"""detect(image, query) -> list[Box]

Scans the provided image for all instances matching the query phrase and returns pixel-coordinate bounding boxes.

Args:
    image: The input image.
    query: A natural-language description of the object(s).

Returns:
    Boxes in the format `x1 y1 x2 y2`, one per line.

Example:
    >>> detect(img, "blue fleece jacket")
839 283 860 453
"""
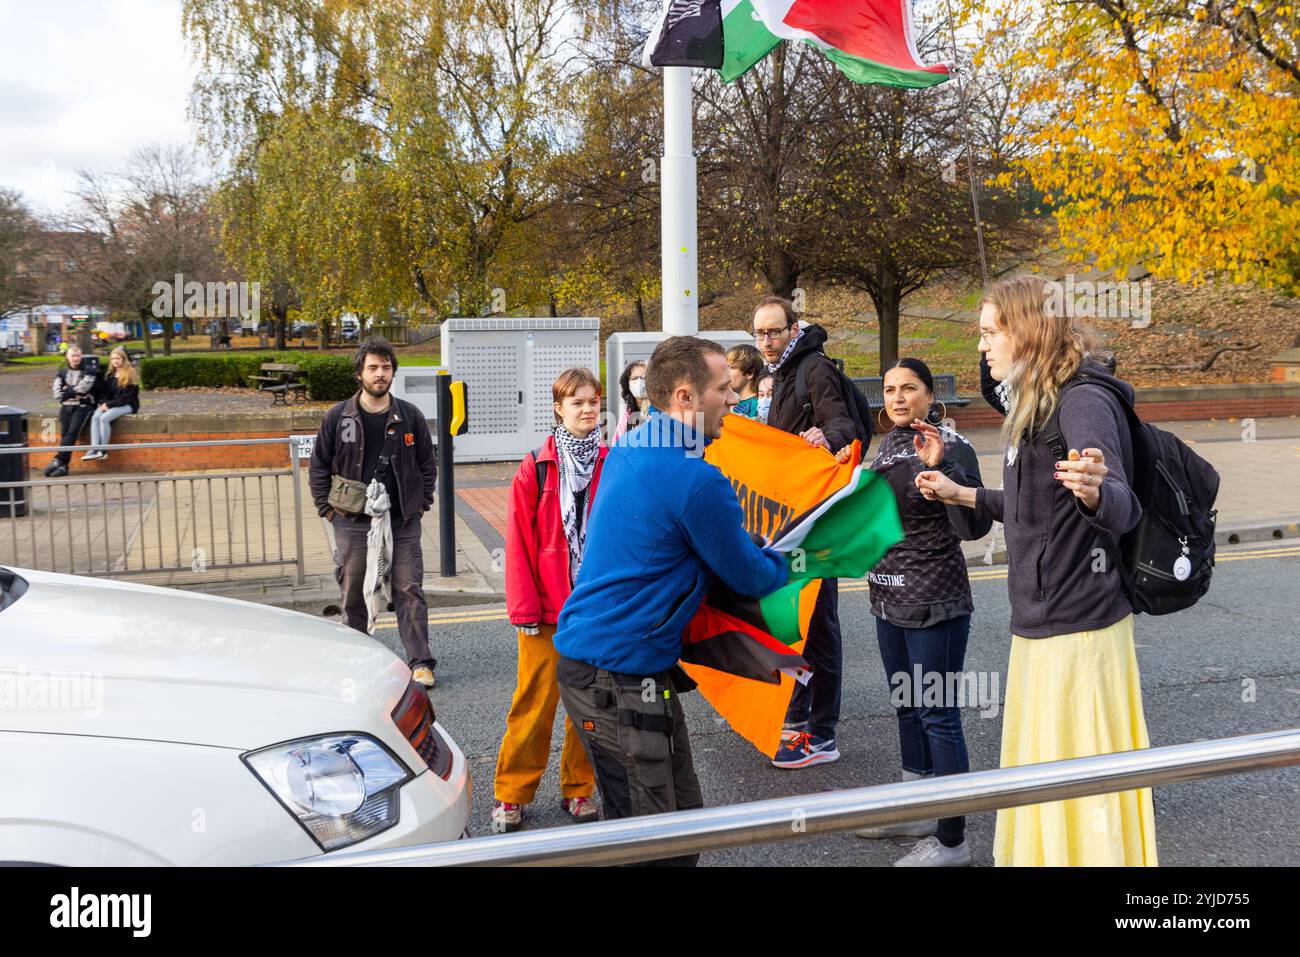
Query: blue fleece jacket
552 411 789 675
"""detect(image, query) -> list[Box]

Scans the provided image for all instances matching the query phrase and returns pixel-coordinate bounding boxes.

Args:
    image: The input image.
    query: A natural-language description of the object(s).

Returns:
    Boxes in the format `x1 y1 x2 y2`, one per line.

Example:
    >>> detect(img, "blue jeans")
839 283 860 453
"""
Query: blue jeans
90 405 131 450
875 613 971 847
784 578 841 740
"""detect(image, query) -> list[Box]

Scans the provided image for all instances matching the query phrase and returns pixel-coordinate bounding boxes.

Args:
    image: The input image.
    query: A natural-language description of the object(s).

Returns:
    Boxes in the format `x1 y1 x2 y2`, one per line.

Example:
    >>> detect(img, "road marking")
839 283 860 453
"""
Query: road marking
1218 545 1300 561
405 544 1298 626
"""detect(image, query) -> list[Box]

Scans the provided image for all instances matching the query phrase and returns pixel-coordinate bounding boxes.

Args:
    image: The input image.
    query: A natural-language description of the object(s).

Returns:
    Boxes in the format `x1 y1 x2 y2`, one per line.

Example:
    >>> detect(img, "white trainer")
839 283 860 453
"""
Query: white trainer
892 836 972 867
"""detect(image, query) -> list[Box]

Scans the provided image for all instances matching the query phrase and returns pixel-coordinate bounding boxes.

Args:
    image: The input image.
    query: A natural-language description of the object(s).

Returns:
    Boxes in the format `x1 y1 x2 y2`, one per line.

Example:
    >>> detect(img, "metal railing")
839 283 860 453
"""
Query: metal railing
274 727 1300 866
0 438 306 583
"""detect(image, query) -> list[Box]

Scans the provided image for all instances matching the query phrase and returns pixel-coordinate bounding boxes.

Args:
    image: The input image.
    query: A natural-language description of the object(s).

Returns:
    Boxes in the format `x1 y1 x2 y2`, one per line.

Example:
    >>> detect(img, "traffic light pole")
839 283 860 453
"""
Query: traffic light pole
435 371 456 577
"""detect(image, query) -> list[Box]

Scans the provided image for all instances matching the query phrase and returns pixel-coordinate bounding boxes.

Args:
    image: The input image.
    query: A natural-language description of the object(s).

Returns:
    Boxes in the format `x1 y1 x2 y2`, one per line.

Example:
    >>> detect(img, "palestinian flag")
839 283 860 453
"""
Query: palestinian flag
643 0 725 68
720 0 951 88
680 414 903 756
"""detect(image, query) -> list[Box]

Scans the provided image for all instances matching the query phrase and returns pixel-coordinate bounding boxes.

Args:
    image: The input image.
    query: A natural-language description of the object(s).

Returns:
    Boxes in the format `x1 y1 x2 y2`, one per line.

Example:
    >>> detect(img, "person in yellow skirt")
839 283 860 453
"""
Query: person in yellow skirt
917 275 1158 866
491 369 607 833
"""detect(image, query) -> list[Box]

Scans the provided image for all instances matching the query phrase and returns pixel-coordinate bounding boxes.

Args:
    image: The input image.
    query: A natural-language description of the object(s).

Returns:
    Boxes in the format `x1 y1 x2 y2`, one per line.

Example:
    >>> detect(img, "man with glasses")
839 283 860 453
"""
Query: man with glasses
752 295 856 769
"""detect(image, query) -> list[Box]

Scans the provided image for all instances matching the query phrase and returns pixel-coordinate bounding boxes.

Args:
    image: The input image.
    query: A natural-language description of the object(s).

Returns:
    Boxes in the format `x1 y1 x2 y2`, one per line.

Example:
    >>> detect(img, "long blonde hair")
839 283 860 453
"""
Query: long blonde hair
985 275 1095 448
109 346 139 387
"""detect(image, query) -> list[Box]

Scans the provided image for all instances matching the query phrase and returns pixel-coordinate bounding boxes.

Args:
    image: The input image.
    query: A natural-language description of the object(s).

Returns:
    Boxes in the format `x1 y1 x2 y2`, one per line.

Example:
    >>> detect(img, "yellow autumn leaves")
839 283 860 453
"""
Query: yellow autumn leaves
969 0 1299 293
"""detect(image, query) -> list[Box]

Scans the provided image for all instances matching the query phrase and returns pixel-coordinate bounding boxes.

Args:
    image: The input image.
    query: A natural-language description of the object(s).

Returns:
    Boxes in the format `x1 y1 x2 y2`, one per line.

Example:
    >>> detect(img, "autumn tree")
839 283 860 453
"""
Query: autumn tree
185 0 576 321
58 146 224 357
0 189 40 319
804 73 1031 372
972 0 1300 293
547 12 664 326
694 43 852 299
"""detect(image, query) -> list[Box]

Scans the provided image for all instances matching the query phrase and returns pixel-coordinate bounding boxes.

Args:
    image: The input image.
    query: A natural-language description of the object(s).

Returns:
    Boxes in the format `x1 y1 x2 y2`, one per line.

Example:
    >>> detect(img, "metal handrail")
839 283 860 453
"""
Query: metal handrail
0 435 308 583
273 727 1300 867
0 470 293 489
0 438 294 454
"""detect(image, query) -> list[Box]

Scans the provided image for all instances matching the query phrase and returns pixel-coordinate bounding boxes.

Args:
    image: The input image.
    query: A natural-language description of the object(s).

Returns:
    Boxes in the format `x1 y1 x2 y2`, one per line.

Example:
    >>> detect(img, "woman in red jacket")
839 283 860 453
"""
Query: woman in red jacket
491 368 608 833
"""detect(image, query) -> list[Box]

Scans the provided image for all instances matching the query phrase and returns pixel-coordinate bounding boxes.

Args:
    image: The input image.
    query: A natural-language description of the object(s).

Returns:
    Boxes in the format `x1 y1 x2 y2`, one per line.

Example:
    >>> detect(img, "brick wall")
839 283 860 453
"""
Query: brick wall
22 384 1300 473
945 389 1300 432
29 431 297 472
26 411 327 474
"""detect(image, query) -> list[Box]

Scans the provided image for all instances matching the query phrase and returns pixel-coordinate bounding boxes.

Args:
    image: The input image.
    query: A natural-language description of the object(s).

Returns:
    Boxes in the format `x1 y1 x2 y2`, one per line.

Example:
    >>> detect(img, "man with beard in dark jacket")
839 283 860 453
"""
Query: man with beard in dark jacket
309 337 439 688
752 295 857 768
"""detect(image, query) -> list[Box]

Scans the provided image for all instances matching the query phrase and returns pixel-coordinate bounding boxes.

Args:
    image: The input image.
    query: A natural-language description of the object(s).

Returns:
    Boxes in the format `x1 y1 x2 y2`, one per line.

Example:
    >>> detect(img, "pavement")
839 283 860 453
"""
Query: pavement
160 412 1299 614
280 412 1300 611
369 540 1300 866
3 362 1297 615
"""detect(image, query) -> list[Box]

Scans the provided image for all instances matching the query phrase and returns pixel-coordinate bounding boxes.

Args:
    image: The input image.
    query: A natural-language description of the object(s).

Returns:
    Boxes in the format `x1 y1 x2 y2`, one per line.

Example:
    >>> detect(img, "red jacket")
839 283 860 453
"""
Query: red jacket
506 435 609 626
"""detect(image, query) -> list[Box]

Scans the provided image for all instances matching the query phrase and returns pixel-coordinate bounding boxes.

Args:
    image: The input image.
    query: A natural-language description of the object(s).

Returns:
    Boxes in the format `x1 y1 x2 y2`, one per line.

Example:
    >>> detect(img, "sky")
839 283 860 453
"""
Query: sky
0 0 965 221
0 0 201 219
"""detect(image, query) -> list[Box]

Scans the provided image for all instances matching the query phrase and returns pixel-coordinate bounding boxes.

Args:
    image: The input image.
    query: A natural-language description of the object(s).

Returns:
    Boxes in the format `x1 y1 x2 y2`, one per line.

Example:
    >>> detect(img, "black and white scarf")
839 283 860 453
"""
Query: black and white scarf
554 425 601 585
765 324 803 374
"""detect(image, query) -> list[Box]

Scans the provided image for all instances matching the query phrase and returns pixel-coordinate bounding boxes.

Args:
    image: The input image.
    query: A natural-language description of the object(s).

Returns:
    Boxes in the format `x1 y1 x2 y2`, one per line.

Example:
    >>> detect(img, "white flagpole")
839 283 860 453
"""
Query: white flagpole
661 66 698 336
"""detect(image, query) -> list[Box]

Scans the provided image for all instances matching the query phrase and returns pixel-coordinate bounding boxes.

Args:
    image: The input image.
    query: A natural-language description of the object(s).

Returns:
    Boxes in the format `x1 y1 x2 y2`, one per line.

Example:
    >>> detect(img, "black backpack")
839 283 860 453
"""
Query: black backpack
1043 374 1220 616
792 352 874 450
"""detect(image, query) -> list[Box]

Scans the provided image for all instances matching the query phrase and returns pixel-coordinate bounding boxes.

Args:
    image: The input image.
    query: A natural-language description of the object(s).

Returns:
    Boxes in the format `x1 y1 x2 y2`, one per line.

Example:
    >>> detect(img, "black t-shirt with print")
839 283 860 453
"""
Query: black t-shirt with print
360 407 402 519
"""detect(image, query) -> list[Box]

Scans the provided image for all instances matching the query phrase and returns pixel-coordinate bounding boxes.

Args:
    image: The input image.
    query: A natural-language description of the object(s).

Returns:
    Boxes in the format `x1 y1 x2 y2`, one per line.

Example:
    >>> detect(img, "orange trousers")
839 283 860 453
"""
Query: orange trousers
493 624 595 804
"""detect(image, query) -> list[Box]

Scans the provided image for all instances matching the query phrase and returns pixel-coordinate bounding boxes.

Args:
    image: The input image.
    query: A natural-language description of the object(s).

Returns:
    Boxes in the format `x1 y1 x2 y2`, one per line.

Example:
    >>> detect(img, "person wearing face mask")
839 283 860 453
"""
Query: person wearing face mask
613 361 650 441
854 358 990 867
726 344 765 419
492 368 606 834
756 374 775 423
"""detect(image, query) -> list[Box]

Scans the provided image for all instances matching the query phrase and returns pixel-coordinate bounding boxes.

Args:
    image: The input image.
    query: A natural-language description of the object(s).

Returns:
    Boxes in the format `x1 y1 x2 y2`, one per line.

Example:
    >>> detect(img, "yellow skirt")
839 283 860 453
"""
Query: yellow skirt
993 614 1158 867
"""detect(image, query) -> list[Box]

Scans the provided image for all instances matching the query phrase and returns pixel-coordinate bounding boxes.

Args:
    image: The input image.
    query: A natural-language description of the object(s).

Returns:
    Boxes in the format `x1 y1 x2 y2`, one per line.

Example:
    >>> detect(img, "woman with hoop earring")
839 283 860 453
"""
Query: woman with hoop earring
855 357 991 866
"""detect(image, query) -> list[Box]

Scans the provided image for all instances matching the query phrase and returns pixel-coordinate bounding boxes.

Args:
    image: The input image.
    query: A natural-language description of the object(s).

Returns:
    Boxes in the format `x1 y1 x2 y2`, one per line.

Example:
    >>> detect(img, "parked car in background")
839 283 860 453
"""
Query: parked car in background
339 316 361 342
0 566 470 865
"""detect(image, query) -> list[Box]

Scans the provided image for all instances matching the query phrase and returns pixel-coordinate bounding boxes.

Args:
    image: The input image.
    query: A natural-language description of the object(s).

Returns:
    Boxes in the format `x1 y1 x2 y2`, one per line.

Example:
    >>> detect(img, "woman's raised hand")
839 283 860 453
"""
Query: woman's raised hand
911 419 945 468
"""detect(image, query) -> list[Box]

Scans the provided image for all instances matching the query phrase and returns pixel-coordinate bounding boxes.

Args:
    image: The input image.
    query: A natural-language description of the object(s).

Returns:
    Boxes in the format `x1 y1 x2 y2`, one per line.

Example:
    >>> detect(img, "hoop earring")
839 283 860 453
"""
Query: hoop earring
927 401 948 426
876 406 891 432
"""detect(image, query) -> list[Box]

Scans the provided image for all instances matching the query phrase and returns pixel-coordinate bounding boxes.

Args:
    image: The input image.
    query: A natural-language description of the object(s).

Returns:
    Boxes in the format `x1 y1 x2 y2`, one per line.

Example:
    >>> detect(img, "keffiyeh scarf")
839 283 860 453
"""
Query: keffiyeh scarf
554 425 601 585
361 477 394 634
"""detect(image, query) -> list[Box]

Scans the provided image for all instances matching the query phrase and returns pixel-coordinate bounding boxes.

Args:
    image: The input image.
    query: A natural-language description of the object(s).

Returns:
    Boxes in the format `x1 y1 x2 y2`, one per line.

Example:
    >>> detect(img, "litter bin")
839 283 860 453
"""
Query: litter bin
0 406 29 518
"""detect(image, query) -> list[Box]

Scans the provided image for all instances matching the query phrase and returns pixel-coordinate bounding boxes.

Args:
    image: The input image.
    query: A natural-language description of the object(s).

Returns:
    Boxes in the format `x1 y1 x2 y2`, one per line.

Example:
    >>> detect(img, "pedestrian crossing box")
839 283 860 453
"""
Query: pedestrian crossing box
441 317 600 462
605 331 754 430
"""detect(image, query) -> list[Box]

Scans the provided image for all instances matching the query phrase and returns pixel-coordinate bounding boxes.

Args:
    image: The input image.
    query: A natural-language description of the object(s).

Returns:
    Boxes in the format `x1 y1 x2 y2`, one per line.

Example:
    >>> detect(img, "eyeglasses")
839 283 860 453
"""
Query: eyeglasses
753 327 791 342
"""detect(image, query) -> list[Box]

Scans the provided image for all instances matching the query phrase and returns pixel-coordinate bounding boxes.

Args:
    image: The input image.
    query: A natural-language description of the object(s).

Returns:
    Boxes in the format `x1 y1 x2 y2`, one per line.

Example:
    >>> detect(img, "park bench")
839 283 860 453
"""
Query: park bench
849 373 970 412
249 362 309 405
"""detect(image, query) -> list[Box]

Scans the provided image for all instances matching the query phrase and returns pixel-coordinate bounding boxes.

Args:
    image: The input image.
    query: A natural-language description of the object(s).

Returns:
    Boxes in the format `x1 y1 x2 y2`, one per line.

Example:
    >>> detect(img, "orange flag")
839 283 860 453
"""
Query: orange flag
681 413 861 756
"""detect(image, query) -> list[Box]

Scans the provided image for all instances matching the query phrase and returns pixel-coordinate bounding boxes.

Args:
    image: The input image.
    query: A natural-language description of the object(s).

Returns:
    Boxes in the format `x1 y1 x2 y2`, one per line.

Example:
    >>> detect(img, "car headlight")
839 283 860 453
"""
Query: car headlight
243 734 412 851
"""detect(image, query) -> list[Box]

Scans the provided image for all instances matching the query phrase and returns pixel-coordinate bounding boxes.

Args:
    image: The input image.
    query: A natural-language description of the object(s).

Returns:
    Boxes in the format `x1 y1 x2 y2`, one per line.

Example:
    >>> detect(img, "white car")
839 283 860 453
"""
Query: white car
0 566 470 865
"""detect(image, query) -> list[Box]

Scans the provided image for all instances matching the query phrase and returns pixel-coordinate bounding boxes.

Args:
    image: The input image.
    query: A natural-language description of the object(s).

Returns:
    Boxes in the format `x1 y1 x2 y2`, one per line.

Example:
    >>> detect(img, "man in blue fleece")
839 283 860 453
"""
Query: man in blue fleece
554 336 789 863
